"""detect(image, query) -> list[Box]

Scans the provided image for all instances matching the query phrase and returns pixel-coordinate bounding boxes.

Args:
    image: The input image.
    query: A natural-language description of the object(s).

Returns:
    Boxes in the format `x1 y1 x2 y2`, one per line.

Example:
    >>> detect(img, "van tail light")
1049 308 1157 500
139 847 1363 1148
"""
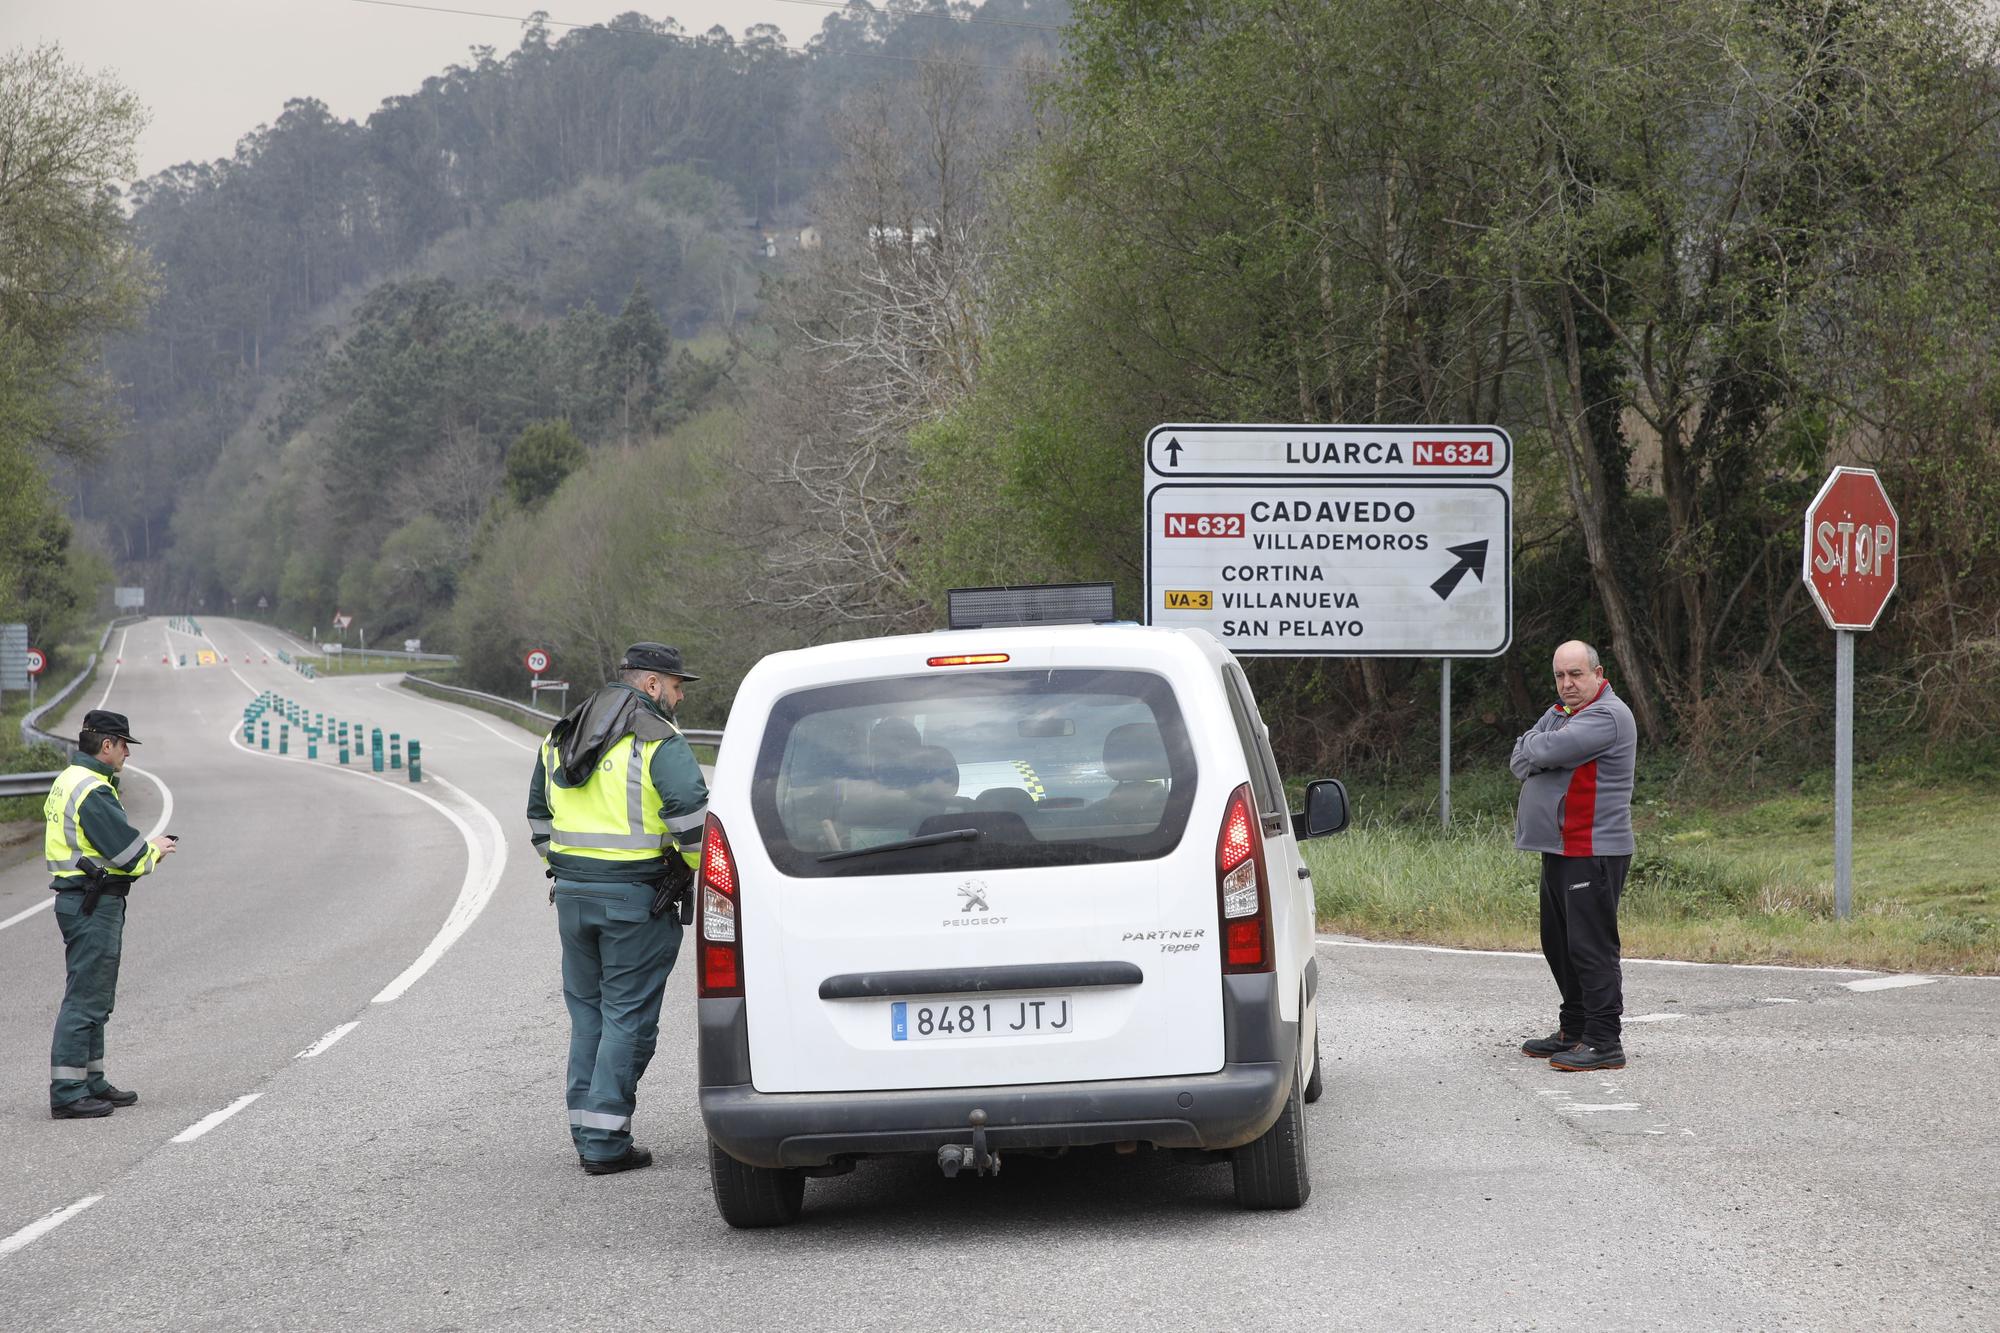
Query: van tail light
1215 783 1273 974
697 814 744 998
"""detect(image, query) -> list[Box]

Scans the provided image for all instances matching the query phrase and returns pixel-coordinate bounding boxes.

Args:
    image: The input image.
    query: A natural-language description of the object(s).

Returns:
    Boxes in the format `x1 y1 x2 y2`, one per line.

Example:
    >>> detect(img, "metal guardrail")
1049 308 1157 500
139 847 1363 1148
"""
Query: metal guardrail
398 674 724 747
4 615 147 799
317 645 460 663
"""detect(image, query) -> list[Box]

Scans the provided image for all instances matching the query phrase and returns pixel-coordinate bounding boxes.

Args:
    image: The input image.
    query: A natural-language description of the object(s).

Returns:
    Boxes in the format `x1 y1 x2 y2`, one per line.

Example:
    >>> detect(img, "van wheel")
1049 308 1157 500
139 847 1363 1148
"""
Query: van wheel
1231 1073 1312 1210
1303 1026 1325 1104
708 1140 807 1228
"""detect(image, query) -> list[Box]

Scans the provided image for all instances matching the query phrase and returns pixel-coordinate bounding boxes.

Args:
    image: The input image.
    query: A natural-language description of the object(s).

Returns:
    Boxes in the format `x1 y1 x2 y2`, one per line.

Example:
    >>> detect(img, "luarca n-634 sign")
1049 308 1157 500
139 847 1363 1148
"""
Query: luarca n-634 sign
1143 424 1512 657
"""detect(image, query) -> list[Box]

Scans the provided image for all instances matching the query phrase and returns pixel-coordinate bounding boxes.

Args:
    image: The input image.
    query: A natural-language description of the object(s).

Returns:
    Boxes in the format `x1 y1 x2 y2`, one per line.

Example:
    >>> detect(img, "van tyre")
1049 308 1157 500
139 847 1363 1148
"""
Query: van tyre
708 1140 807 1228
1231 1074 1311 1210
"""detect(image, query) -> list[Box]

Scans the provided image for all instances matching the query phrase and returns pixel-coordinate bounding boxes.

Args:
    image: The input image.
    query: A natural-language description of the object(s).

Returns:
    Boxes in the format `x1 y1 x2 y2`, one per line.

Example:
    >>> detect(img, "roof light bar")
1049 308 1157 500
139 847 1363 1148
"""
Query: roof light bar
946 582 1117 630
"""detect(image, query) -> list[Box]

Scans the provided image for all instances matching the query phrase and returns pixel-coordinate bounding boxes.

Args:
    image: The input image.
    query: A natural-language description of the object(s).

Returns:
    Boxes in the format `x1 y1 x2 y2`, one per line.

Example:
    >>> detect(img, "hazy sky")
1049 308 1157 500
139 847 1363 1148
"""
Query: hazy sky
2 0 822 180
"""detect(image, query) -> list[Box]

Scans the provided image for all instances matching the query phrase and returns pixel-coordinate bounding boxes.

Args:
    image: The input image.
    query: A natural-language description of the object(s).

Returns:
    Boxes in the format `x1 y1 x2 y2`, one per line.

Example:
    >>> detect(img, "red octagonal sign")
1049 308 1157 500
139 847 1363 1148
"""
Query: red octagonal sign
1804 467 1898 630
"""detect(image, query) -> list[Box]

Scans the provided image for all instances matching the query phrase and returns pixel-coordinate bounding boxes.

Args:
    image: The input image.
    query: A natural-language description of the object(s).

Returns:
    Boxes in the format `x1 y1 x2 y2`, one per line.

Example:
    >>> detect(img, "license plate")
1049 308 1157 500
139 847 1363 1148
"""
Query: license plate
891 994 1075 1041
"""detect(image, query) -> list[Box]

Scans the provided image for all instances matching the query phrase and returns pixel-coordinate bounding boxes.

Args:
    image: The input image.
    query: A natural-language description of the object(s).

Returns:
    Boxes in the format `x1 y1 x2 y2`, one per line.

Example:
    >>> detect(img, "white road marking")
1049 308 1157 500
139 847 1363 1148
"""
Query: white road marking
94 627 131 707
378 679 536 751
1318 936 1882 976
1842 975 1936 992
0 1195 103 1257
0 898 53 932
217 691 508 1005
1626 1013 1689 1023
371 770 507 1003
296 1021 360 1059
1558 1102 1643 1114
171 1093 261 1144
1759 997 1800 1004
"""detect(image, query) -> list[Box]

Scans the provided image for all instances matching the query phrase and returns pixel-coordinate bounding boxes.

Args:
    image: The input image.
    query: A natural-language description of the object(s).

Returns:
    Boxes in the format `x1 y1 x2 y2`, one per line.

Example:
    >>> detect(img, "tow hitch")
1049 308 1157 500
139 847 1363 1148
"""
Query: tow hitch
937 1108 1001 1178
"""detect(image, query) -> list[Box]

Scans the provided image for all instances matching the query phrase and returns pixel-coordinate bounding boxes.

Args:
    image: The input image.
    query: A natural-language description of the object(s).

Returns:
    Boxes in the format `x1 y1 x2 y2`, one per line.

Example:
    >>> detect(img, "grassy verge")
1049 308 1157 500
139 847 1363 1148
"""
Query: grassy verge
1304 762 2000 975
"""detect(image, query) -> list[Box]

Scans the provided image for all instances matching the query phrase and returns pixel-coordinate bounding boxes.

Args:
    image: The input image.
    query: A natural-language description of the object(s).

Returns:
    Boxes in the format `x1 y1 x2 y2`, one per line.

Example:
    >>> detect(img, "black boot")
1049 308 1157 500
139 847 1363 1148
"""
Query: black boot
51 1096 116 1119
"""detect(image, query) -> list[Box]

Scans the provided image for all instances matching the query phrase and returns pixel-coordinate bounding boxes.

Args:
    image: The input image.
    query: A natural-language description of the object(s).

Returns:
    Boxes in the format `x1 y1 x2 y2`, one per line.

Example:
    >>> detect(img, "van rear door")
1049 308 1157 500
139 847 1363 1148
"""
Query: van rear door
737 661 1224 1093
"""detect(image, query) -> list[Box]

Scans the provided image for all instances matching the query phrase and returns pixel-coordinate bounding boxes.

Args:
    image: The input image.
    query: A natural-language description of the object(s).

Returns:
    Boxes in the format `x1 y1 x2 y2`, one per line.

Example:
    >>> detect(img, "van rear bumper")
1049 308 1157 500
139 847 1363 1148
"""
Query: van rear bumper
698 975 1295 1169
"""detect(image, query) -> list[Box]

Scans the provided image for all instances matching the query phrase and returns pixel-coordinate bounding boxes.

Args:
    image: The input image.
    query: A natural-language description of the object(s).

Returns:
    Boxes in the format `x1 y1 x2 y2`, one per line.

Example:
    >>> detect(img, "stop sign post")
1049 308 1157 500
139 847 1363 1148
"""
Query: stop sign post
1803 467 1899 919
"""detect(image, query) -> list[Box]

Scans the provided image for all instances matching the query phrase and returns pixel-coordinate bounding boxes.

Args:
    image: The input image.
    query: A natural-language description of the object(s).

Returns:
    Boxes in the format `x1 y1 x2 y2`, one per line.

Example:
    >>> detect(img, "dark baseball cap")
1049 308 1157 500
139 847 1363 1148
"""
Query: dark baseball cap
620 642 700 681
82 709 141 744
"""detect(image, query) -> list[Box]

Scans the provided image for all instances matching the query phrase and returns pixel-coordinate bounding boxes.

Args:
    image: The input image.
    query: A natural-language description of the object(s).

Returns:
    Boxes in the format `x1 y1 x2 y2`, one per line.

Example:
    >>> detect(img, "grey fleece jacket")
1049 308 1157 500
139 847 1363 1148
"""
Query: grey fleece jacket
1510 681 1637 856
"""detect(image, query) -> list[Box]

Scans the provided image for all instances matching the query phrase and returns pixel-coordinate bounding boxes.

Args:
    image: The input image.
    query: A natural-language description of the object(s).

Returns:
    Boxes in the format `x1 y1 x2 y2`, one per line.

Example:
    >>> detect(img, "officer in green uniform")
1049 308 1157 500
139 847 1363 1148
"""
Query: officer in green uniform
44 710 177 1119
526 643 708 1175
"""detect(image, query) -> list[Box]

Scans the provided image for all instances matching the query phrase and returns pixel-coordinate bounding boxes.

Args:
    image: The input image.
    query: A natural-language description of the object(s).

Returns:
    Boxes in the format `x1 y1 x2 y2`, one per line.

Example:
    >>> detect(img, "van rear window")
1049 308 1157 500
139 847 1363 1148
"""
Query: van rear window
750 669 1196 877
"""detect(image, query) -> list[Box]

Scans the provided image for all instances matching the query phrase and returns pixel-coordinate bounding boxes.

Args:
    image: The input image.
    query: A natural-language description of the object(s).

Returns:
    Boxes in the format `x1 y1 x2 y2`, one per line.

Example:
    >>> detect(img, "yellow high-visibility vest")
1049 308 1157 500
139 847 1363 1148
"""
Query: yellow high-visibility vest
543 734 674 867
44 764 154 882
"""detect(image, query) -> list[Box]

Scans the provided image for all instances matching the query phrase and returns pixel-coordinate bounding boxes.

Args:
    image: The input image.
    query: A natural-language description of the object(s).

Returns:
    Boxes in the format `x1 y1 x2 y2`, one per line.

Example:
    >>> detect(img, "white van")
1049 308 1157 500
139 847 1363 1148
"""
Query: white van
694 606 1349 1227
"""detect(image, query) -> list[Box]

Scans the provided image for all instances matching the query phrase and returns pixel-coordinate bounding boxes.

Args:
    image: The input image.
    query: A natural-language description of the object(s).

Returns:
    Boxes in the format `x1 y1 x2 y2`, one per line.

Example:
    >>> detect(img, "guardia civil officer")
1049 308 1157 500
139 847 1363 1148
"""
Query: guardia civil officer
1510 641 1638 1072
45 710 177 1119
526 643 708 1175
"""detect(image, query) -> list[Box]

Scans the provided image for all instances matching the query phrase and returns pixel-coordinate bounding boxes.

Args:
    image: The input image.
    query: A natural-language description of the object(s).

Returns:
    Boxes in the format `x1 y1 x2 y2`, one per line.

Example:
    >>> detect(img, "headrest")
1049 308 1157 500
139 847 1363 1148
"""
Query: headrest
866 717 923 761
1103 723 1169 782
881 745 957 793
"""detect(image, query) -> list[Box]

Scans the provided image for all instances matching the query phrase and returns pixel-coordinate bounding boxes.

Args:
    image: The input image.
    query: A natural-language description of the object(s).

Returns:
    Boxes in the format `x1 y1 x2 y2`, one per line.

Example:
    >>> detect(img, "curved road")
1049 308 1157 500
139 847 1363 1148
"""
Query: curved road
0 618 1993 1329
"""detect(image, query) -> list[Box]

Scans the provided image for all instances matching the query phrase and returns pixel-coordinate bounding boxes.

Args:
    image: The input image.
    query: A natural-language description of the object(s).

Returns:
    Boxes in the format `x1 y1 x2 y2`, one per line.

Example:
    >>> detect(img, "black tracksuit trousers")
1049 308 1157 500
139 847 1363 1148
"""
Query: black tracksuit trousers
1538 852 1630 1048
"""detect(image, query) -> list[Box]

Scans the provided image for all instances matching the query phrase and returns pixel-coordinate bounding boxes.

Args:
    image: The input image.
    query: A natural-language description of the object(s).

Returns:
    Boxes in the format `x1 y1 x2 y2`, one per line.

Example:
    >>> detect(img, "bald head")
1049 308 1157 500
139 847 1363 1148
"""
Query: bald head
1552 641 1604 709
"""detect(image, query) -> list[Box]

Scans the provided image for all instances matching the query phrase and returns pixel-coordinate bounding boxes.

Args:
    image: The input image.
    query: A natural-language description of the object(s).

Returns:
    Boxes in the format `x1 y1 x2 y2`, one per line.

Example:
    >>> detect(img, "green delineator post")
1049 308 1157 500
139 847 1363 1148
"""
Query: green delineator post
371 727 384 773
278 724 289 756
260 721 270 750
308 733 318 760
407 740 421 783
389 733 402 770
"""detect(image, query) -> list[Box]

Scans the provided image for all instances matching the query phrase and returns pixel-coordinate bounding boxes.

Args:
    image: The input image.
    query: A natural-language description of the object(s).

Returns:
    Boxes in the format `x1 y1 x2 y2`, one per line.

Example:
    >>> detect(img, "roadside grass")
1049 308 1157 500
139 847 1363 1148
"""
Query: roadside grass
1303 759 2000 975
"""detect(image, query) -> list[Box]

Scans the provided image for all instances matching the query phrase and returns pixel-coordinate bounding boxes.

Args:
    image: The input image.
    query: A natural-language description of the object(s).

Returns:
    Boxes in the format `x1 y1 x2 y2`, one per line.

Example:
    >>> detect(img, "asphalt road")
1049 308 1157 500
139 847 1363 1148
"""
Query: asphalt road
1 618 1994 1330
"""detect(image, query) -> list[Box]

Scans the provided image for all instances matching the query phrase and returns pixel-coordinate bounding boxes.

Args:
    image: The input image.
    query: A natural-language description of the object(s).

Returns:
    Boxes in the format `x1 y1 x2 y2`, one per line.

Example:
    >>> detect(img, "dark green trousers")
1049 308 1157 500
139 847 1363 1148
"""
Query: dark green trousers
555 882 683 1162
50 891 125 1108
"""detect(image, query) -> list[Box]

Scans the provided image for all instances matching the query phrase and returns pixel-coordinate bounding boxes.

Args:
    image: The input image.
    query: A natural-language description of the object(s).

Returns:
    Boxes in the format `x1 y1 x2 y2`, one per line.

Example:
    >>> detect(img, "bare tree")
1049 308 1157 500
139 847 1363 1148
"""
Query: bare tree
740 52 1023 631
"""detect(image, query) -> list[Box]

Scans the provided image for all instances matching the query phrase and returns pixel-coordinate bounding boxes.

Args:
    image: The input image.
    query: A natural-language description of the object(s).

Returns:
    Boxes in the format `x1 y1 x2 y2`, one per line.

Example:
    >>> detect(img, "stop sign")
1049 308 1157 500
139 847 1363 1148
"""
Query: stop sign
1804 467 1898 630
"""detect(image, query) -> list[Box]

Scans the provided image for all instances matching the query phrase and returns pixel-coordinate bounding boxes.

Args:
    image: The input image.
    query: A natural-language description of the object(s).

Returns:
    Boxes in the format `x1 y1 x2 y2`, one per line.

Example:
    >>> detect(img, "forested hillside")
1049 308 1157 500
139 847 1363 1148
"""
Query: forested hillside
57 2 1064 714
29 0 2000 771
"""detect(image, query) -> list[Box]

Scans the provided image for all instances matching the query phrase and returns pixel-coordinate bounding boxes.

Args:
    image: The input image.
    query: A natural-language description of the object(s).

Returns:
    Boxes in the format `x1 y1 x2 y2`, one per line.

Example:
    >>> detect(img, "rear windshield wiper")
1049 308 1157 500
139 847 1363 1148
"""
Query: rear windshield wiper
817 828 982 863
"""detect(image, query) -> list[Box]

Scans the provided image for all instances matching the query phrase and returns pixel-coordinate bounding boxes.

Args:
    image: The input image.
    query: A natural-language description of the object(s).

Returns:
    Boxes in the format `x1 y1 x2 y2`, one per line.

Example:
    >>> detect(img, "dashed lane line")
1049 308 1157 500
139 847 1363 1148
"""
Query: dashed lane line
295 1022 360 1059
0 1196 102 1259
170 1094 262 1144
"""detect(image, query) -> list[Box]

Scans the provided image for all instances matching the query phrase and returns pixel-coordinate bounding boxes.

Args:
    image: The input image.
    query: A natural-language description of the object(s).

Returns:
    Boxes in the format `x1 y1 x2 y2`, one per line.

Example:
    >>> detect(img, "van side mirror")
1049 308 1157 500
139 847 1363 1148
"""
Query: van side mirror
1291 779 1350 840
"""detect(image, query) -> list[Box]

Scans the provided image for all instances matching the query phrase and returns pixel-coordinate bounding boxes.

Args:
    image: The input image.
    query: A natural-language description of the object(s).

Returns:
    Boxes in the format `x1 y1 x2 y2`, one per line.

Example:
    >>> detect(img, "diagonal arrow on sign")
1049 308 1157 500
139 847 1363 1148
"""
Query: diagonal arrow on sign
1430 539 1490 601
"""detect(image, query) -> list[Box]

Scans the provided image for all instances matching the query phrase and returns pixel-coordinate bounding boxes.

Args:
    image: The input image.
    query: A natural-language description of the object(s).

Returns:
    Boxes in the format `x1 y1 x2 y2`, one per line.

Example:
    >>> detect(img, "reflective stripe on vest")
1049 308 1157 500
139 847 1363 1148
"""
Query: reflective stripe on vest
43 765 147 880
544 734 672 862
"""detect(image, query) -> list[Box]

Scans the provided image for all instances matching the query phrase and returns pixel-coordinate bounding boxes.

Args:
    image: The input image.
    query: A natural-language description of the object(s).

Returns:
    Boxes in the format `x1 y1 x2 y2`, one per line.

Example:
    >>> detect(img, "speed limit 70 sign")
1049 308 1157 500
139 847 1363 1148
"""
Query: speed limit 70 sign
524 649 551 673
25 648 46 675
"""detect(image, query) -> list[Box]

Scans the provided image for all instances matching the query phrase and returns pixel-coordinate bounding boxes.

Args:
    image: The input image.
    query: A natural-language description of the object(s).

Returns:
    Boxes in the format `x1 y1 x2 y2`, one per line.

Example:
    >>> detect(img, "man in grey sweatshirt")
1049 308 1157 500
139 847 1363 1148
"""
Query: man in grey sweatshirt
1510 640 1637 1072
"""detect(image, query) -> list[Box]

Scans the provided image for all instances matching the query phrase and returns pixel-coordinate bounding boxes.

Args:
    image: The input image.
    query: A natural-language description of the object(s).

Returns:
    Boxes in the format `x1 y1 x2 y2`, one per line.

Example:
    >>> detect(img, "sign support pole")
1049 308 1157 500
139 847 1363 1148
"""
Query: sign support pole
1834 629 1854 920
1439 659 1452 831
